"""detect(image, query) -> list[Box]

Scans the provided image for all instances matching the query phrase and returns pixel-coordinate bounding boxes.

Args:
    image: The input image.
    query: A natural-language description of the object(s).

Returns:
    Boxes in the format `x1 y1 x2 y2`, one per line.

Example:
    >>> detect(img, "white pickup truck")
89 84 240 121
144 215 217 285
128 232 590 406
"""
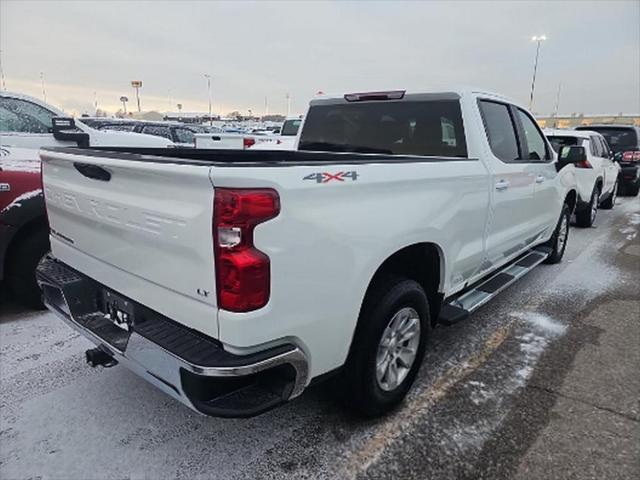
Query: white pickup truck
37 89 578 418
0 91 173 149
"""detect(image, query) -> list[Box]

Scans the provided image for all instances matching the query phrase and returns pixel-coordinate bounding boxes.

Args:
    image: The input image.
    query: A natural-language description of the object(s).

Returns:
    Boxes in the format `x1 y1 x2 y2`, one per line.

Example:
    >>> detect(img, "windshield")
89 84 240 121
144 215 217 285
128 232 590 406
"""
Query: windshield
580 127 638 152
281 119 301 136
298 99 467 157
547 135 583 153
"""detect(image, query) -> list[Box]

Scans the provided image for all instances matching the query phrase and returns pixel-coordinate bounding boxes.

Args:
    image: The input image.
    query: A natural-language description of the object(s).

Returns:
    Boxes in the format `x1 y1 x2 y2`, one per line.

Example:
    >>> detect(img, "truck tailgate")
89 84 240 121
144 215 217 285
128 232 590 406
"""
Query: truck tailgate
40 149 219 338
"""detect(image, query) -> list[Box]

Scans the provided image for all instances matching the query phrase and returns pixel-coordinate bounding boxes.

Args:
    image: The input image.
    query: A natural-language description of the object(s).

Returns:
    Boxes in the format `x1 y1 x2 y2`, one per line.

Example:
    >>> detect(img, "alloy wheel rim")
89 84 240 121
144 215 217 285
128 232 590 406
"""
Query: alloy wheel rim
590 193 598 223
376 307 421 392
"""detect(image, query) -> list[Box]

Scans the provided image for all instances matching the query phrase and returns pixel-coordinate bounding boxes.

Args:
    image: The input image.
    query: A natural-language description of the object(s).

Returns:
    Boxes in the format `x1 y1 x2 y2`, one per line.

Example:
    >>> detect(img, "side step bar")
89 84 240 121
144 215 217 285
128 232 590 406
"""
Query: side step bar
438 247 551 325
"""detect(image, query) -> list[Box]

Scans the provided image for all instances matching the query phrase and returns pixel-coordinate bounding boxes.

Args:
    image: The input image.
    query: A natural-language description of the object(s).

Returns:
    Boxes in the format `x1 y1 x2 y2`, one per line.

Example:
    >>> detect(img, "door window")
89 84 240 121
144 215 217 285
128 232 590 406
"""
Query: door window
174 127 196 144
0 96 56 133
516 109 548 161
478 100 519 162
597 136 610 158
141 125 172 140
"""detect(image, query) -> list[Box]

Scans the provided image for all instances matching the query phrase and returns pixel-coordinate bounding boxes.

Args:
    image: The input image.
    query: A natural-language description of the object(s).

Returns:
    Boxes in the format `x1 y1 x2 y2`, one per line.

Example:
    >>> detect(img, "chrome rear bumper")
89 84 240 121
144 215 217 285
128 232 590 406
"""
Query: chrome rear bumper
36 256 309 418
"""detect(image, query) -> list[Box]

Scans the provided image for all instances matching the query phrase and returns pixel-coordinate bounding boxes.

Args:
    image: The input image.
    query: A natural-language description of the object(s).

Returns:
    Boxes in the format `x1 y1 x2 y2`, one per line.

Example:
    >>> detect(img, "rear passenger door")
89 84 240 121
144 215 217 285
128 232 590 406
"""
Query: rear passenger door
478 99 539 268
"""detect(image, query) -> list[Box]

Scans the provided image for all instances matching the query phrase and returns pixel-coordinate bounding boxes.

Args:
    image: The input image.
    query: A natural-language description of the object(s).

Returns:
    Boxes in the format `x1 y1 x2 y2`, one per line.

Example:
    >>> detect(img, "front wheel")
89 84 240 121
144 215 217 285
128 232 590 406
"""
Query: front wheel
544 203 570 264
342 276 430 417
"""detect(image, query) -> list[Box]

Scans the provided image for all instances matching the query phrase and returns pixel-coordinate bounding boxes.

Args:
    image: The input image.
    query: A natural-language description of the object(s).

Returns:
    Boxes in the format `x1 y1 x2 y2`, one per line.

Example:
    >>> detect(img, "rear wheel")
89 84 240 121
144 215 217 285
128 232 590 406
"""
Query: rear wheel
575 186 599 228
6 229 49 308
342 276 430 417
600 181 617 210
544 203 570 264
626 181 640 197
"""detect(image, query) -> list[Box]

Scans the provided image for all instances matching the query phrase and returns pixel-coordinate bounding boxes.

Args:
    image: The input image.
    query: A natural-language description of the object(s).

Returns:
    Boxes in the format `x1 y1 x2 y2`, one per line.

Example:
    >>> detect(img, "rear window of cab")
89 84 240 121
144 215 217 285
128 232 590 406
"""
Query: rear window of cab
298 99 467 158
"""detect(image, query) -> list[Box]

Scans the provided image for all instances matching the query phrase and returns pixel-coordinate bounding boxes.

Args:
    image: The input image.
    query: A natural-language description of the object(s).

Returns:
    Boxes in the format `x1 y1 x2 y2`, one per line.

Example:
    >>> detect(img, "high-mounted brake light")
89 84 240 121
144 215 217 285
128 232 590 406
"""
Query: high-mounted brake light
243 137 256 149
344 90 406 102
213 188 280 312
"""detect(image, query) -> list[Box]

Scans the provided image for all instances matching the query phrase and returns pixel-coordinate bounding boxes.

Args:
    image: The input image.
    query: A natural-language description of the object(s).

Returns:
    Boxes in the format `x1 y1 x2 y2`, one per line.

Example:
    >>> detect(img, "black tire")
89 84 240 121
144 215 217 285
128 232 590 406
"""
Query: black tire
342 275 431 417
544 203 571 264
575 186 599 228
6 229 50 308
600 182 617 210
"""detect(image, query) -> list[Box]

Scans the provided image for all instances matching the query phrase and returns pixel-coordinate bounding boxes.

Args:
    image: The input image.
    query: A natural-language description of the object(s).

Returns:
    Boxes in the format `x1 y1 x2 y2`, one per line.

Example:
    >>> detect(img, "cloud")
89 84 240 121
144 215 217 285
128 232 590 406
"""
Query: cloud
1 0 638 116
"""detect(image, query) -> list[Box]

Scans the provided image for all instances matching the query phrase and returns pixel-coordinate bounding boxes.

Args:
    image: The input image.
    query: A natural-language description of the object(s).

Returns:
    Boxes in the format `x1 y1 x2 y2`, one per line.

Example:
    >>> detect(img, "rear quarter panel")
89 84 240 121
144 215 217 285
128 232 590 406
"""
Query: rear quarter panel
212 159 490 378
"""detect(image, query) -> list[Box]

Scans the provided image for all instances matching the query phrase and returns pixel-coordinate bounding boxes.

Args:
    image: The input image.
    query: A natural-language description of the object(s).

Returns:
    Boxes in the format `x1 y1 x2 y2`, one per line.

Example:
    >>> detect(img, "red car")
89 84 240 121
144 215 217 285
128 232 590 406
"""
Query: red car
0 146 49 306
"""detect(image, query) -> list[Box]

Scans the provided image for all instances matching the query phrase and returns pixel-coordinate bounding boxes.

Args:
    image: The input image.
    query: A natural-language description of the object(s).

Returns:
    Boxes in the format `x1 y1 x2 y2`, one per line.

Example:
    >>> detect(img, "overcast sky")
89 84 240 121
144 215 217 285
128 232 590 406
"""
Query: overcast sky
1 0 638 116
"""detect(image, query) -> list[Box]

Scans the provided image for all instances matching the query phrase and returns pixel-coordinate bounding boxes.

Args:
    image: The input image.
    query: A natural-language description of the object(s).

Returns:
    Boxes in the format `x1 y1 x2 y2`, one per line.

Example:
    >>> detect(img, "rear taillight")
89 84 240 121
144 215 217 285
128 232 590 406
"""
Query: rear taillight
622 151 640 162
576 159 593 169
213 188 280 312
243 137 256 149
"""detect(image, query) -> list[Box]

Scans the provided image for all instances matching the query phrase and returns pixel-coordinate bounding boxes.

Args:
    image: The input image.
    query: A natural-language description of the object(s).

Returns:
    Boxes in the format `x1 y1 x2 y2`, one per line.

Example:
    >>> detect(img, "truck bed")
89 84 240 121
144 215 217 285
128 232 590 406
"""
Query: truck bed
44 146 476 167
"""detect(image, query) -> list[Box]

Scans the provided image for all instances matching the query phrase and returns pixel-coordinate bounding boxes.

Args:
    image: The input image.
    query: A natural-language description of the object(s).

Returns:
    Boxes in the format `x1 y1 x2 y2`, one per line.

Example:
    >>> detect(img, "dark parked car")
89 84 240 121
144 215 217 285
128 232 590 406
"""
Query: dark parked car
575 125 640 196
80 119 222 147
0 147 48 307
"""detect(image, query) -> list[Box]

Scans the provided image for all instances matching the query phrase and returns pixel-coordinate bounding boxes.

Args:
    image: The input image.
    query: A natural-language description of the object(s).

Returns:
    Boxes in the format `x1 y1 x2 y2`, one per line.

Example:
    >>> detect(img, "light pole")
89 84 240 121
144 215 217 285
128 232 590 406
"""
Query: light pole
285 92 291 117
204 74 212 125
40 71 47 103
120 96 128 115
131 80 142 112
553 82 562 126
0 49 6 91
529 35 546 111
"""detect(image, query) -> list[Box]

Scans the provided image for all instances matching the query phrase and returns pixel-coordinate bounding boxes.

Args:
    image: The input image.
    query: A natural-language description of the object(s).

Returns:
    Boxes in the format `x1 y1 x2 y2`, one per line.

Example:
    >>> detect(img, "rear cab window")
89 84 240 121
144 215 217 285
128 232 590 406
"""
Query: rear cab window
281 119 302 137
298 97 467 157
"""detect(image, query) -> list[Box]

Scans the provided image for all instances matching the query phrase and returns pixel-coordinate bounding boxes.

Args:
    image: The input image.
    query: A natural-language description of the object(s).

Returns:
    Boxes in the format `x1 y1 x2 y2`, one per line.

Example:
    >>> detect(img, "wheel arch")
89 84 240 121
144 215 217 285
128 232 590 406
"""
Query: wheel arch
564 189 577 214
3 215 49 274
358 242 445 330
595 176 604 192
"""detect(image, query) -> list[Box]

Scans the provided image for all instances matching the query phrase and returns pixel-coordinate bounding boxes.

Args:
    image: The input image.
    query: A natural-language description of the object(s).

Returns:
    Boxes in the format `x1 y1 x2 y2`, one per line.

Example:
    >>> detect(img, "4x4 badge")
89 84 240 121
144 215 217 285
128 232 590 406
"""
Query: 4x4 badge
303 171 359 183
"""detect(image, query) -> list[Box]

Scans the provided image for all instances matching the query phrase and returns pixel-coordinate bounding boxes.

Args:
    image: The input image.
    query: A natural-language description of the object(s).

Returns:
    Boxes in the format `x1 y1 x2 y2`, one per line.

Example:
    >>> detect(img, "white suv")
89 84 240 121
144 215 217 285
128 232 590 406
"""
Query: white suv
545 129 620 227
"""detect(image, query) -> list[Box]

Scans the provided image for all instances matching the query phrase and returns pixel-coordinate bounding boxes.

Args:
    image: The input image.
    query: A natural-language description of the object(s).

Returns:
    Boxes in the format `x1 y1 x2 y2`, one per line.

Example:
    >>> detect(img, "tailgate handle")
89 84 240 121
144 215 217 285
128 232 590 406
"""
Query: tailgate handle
74 163 111 182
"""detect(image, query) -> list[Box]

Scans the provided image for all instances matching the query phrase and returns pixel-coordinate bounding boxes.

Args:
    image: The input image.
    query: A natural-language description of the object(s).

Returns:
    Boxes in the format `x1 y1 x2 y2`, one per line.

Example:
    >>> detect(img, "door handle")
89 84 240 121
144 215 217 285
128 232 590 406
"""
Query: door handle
536 175 545 184
495 180 510 191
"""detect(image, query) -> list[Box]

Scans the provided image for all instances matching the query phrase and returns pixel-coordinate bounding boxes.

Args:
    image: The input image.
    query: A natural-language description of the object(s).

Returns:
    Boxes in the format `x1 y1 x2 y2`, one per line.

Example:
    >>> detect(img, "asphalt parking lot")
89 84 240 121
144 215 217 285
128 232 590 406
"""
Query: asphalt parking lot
0 197 638 480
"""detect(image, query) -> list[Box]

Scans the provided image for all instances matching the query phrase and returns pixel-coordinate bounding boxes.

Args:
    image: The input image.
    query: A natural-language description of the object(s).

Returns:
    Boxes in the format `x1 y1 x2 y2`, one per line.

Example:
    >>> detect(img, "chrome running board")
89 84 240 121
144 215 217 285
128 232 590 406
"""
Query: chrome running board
438 247 551 325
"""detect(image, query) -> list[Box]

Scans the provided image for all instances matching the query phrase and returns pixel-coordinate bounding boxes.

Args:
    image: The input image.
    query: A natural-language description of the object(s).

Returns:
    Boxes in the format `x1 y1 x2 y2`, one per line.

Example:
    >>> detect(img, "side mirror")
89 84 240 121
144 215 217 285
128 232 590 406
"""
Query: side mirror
556 145 586 170
52 117 90 148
